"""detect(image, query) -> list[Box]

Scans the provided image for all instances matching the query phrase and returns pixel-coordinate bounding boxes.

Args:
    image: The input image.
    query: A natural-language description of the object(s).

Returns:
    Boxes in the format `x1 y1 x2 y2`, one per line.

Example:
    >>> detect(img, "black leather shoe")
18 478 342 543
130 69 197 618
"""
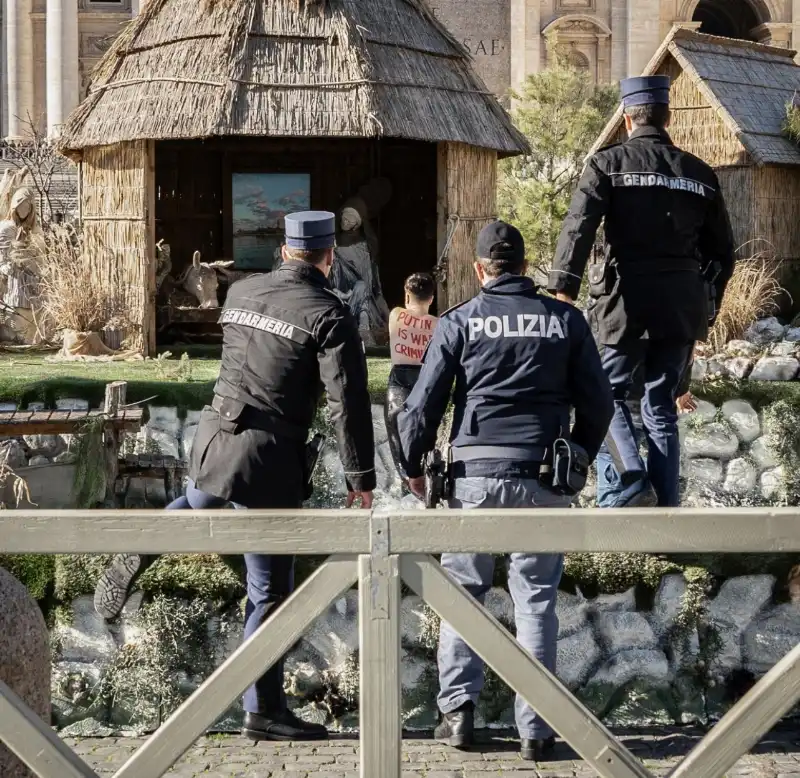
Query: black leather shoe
434 702 474 749
242 710 328 743
521 735 556 761
94 554 153 620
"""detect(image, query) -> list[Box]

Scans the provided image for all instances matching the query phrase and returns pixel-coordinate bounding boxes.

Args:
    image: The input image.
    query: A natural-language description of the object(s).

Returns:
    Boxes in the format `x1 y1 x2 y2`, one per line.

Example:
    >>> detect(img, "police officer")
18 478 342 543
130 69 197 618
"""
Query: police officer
548 75 735 508
97 212 376 742
398 221 613 761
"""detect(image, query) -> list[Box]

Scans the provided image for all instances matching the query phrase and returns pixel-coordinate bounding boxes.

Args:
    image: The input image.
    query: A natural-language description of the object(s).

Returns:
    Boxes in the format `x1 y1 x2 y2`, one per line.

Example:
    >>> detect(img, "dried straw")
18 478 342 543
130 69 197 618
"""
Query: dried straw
707 248 783 353
58 0 527 157
35 224 131 335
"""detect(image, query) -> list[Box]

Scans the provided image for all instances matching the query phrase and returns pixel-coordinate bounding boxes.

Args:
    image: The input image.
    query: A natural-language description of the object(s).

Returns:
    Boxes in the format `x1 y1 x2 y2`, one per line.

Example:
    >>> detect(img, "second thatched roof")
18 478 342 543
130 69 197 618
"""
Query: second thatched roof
59 0 528 157
590 27 800 166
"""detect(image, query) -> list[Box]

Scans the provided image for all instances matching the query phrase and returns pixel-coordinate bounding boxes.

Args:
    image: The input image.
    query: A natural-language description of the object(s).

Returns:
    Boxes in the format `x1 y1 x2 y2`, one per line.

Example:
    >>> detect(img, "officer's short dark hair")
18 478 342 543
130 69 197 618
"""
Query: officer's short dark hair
478 254 526 277
625 103 670 129
405 273 435 301
284 245 330 265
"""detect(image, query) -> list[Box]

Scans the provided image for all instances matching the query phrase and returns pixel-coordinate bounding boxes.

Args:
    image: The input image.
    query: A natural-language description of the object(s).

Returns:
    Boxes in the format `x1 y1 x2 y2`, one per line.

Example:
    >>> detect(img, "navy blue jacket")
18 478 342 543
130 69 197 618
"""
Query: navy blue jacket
397 274 614 479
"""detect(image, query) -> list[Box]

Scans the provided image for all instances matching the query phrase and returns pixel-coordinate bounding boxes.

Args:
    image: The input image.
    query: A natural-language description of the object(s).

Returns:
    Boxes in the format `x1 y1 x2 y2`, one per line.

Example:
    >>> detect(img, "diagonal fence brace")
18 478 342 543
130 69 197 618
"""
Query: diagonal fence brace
0 679 100 778
112 555 359 778
669 639 800 778
400 554 653 778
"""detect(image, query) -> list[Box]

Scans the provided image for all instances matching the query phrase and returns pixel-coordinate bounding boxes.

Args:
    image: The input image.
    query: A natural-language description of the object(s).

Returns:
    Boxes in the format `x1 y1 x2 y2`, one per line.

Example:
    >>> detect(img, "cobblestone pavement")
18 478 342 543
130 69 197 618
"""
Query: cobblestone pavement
65 727 800 777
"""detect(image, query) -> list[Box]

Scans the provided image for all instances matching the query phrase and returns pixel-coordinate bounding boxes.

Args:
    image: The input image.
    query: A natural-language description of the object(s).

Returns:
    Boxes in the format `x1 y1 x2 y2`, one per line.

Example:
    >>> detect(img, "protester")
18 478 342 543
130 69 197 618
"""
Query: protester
385 273 437 481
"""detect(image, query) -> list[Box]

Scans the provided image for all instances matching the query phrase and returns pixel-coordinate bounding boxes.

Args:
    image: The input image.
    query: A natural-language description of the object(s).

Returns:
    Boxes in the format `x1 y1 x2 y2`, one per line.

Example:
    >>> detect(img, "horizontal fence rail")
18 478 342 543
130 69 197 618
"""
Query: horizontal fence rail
1 506 800 778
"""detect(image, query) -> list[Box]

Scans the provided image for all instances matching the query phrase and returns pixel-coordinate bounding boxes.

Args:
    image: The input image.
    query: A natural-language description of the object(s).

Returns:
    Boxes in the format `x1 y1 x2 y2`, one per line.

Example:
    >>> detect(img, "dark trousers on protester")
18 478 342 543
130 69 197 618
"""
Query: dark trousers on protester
384 364 421 479
167 481 295 715
599 340 693 508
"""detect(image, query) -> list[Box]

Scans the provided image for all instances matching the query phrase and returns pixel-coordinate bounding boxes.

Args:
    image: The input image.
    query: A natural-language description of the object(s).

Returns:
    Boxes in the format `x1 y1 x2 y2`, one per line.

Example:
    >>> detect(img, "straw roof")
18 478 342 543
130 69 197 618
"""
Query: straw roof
58 0 528 157
590 27 800 166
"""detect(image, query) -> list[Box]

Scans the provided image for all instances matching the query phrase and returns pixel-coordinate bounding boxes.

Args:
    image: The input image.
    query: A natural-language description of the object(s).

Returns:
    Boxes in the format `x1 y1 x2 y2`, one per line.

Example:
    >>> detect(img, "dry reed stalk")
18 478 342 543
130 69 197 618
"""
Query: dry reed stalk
35 224 131 335
707 248 783 353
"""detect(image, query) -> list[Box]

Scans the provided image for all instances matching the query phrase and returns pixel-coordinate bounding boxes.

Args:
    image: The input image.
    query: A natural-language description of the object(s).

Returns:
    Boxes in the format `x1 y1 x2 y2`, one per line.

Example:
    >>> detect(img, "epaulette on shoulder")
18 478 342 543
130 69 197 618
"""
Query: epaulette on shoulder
439 298 470 318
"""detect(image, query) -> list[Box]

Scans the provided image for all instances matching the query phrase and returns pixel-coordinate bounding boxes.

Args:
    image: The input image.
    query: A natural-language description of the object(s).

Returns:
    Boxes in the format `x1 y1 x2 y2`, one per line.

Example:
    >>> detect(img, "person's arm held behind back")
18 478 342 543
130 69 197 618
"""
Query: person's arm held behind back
397 316 459 481
548 156 611 303
566 309 614 462
698 171 736 313
317 307 376 505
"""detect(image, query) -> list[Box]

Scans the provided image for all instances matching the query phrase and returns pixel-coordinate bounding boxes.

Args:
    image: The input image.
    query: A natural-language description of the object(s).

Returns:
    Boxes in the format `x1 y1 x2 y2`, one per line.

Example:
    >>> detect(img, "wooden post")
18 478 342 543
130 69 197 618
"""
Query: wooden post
436 143 449 313
146 140 157 357
103 381 127 508
359 511 402 778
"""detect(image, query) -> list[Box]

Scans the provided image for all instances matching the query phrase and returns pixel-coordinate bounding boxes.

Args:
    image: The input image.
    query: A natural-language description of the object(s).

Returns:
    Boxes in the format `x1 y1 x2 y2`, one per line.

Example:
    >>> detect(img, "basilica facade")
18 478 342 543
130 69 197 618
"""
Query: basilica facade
1 0 798 139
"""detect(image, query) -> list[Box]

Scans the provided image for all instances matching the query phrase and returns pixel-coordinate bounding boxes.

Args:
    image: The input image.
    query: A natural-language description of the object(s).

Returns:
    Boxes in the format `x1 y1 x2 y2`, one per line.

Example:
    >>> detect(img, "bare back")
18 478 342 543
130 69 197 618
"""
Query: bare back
389 307 438 366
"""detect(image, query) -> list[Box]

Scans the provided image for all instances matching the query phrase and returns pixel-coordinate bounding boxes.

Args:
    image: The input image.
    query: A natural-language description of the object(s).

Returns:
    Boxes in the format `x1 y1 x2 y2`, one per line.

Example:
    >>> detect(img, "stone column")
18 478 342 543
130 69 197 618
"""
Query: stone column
46 0 79 137
794 0 800 61
610 0 627 82
510 0 541 94
756 22 793 48
6 0 35 141
626 0 660 76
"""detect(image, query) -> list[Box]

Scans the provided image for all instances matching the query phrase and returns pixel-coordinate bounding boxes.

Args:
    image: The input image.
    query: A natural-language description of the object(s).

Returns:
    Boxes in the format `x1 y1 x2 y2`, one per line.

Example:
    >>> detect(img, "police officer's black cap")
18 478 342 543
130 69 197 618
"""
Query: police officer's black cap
477 220 525 265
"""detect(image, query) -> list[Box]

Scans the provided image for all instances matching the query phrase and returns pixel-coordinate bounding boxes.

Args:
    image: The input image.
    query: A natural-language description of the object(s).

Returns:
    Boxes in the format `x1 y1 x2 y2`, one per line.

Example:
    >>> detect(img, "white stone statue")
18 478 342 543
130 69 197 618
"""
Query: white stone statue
0 180 44 344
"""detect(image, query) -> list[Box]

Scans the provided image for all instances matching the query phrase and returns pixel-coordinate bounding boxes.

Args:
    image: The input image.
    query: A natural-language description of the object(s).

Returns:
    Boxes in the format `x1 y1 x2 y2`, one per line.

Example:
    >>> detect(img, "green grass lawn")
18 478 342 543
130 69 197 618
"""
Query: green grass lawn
0 349 392 410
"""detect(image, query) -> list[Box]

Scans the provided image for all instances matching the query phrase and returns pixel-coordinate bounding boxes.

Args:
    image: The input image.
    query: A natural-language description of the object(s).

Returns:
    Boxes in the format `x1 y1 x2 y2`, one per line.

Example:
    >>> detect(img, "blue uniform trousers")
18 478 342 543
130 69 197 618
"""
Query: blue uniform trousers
167 481 294 715
599 340 693 508
437 476 570 740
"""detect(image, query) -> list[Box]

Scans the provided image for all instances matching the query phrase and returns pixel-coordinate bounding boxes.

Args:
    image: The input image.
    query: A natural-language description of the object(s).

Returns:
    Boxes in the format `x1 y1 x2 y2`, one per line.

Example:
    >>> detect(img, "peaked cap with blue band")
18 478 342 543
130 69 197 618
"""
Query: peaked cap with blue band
620 75 670 107
284 211 336 251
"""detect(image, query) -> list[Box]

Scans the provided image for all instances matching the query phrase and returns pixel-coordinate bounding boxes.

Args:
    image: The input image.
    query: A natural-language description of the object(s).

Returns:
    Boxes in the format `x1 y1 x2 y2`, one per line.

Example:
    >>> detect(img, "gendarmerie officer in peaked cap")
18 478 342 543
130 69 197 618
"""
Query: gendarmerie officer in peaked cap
95 211 375 743
398 220 613 762
548 75 735 509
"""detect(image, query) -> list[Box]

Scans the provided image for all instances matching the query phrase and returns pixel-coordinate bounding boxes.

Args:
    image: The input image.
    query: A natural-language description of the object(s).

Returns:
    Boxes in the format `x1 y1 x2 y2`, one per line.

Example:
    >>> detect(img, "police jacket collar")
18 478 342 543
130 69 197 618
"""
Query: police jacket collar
278 260 331 287
482 273 537 295
628 125 673 144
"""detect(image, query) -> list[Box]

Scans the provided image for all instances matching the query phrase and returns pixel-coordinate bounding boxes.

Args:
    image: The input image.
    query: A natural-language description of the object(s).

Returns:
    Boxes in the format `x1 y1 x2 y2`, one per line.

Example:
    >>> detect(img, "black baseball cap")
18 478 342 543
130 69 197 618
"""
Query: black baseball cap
477 220 525 264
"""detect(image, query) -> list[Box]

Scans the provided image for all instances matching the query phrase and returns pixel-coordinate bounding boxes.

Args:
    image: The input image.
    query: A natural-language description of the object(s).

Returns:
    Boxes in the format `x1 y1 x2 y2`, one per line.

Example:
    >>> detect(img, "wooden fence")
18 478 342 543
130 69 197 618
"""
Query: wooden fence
1 506 800 778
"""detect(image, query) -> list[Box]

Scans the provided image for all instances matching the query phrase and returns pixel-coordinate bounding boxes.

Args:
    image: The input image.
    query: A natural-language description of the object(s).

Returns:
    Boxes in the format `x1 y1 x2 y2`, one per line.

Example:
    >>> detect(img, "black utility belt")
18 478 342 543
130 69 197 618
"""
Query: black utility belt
423 438 590 508
451 459 542 480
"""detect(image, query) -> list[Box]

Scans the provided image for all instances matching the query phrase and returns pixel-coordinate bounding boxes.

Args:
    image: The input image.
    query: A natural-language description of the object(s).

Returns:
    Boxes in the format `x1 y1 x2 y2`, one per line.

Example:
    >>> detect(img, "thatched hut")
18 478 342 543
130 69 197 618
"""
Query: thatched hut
57 0 527 355
590 27 800 305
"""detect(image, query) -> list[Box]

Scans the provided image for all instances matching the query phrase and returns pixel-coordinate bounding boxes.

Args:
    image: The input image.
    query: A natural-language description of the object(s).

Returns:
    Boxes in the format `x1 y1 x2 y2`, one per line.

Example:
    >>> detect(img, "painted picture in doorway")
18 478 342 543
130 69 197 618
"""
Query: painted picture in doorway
232 173 311 270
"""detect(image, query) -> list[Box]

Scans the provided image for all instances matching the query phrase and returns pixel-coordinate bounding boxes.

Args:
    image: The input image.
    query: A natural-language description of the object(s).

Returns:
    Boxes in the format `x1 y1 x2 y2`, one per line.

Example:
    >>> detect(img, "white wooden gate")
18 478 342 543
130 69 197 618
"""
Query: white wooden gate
2 506 800 777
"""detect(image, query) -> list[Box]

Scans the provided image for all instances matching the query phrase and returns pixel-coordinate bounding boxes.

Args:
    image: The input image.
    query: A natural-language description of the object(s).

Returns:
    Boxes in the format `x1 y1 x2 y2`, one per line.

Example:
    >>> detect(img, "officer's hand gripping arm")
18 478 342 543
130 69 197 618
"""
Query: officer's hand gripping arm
567 315 614 463
396 321 459 480
317 310 376 493
548 157 610 300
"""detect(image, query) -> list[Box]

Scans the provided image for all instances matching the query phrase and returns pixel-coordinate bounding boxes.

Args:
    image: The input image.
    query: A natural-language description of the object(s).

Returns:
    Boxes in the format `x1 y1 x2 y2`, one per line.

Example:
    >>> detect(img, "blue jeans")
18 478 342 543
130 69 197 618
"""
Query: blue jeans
599 341 693 508
167 482 295 715
437 476 571 740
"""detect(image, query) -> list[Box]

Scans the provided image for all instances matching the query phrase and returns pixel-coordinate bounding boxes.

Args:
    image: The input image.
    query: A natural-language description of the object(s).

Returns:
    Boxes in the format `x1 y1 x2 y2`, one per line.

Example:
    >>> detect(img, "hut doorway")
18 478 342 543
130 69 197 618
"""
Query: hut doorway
154 137 439 345
691 0 766 41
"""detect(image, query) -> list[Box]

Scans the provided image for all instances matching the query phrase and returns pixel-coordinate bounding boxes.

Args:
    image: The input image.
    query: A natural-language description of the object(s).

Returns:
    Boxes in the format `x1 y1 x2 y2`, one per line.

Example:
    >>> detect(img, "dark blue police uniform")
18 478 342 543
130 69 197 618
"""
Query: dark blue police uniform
398 221 613 759
548 75 735 508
